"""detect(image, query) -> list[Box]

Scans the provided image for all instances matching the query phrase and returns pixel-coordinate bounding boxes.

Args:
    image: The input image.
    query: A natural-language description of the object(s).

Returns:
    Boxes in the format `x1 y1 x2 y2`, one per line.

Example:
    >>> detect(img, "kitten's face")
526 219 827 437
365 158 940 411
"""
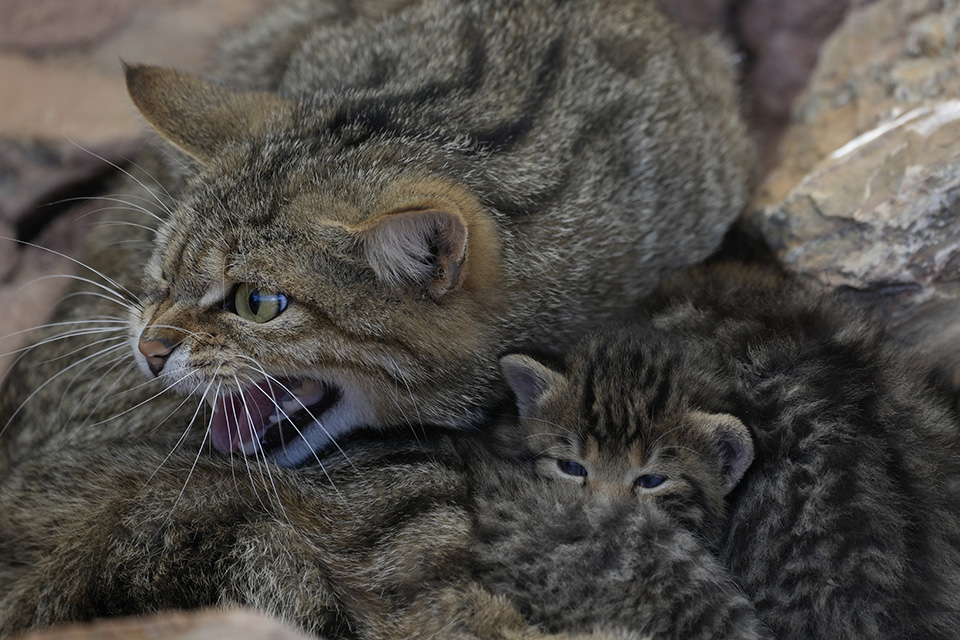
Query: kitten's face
500 336 753 538
126 66 504 466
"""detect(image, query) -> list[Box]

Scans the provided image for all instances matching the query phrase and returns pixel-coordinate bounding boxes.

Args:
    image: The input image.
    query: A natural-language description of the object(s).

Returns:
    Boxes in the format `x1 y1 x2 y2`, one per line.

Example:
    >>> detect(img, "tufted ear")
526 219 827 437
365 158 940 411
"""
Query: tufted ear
356 209 468 298
499 354 566 420
689 411 754 494
124 63 293 165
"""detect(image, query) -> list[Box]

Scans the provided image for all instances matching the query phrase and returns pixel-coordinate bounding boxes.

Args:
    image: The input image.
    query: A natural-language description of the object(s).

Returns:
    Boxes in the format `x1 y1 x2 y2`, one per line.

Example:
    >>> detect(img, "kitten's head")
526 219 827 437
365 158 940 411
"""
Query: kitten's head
499 332 753 538
125 65 506 466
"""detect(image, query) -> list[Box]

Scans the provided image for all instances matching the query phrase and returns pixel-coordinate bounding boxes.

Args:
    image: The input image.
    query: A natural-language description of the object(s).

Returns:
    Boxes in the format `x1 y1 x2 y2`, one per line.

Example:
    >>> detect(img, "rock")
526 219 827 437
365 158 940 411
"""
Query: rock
750 0 960 381
651 0 880 163
12 609 312 640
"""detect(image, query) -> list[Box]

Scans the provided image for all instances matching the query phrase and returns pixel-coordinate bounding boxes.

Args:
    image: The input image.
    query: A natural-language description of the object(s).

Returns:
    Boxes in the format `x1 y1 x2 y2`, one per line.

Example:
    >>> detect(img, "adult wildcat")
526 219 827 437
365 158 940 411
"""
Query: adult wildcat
500 263 960 639
114 0 749 467
0 0 752 633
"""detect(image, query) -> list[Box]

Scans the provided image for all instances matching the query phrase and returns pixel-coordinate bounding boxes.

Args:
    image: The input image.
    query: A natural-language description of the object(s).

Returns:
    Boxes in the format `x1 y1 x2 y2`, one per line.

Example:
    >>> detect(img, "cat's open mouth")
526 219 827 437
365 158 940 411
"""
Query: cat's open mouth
207 378 341 456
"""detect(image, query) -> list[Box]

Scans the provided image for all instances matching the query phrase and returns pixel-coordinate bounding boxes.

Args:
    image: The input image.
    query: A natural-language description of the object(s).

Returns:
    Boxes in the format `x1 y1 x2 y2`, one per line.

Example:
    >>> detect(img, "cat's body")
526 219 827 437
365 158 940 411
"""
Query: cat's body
0 0 754 634
511 264 960 639
117 0 749 467
0 0 752 467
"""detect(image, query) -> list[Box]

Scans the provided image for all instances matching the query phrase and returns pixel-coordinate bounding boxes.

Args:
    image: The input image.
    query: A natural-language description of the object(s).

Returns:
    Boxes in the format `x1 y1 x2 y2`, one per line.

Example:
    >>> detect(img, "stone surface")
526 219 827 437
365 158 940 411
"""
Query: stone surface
750 0 960 380
13 609 312 640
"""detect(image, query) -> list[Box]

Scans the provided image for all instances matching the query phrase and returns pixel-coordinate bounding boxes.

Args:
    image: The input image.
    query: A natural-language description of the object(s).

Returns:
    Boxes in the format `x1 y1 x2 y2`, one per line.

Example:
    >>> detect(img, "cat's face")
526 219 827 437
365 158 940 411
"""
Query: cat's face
126 66 505 466
499 334 753 537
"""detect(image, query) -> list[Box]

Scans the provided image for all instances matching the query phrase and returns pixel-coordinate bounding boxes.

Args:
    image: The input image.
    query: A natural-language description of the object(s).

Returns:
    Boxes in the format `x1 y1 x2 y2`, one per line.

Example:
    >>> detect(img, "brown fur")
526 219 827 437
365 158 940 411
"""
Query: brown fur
0 0 753 634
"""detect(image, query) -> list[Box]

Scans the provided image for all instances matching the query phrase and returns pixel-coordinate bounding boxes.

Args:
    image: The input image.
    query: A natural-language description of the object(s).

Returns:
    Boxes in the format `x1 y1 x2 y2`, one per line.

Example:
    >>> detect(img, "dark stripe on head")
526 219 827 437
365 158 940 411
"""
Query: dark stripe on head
646 364 673 422
468 34 565 153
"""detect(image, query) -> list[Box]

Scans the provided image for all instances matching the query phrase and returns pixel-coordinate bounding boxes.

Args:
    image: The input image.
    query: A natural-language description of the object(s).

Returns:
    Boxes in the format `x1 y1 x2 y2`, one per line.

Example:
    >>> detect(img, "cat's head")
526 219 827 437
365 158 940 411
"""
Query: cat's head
499 332 753 537
125 65 506 466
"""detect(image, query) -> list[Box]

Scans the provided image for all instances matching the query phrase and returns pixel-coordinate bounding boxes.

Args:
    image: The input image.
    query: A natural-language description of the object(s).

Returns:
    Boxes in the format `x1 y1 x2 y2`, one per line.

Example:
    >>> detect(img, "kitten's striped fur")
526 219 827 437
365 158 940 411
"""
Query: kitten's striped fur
502 264 960 639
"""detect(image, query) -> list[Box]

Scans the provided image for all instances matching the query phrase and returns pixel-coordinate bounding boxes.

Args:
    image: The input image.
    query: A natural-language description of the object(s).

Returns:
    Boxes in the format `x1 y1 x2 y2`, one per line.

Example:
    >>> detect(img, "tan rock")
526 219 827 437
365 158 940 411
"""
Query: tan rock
751 0 960 379
12 609 312 640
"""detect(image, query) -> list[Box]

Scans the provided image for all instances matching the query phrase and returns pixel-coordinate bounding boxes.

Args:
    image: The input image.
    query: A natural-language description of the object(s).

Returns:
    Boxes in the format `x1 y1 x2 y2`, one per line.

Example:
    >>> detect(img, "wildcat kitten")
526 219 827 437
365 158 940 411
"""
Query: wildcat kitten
111 0 751 467
463 354 765 639
502 263 960 639
493 352 754 542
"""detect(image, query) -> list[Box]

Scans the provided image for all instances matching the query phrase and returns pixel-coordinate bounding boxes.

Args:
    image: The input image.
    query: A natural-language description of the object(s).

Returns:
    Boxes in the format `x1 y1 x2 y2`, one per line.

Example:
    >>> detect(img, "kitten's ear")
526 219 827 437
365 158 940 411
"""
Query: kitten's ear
690 411 754 494
124 63 292 165
356 209 468 298
500 354 565 419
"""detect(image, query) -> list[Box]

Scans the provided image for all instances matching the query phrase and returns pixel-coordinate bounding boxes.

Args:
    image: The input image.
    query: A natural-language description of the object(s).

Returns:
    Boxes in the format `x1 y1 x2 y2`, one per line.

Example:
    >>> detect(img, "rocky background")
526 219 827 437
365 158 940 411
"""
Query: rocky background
5 0 960 636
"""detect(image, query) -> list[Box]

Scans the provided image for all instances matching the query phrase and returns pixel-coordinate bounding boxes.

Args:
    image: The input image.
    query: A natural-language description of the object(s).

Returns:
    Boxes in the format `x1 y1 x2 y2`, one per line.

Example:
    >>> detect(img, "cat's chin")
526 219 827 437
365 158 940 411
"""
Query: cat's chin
206 377 343 461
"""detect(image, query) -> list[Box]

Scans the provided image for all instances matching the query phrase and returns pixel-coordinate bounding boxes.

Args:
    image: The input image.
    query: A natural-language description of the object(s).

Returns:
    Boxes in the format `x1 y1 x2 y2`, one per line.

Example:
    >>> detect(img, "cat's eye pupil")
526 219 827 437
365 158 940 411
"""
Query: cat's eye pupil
556 459 587 477
636 474 665 489
248 290 262 315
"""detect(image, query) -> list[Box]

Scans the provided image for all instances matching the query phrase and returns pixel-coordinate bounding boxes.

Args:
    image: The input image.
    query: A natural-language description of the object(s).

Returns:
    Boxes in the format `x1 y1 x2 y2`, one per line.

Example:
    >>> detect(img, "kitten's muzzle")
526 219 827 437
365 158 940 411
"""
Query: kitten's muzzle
138 336 177 376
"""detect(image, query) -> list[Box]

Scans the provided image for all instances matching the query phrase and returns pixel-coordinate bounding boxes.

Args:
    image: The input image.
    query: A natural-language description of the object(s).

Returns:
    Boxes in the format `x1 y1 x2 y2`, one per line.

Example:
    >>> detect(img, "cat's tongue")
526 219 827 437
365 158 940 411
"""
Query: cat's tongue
208 381 282 454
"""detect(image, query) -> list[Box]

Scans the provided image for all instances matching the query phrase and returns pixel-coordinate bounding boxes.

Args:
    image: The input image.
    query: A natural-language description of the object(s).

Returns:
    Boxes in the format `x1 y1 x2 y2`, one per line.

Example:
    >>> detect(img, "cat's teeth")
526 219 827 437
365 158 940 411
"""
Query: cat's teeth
295 378 320 397
280 395 303 416
292 379 325 406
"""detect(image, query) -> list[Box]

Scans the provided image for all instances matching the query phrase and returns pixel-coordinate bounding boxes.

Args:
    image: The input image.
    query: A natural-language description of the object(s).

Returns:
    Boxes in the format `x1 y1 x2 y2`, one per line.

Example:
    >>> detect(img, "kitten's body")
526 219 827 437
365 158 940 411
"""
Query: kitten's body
465 377 765 639
515 264 960 639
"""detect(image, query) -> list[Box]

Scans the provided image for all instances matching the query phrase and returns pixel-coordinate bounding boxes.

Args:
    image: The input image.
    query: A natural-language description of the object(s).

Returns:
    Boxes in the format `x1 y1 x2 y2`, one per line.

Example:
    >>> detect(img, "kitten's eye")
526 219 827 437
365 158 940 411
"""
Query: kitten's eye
556 459 587 477
635 474 666 489
233 283 288 323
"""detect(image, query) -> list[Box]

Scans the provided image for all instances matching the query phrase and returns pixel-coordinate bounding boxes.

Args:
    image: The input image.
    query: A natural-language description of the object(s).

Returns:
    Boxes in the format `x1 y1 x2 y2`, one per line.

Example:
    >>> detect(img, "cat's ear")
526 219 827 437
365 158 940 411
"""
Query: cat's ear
355 209 468 298
690 411 754 494
124 63 292 165
500 354 565 419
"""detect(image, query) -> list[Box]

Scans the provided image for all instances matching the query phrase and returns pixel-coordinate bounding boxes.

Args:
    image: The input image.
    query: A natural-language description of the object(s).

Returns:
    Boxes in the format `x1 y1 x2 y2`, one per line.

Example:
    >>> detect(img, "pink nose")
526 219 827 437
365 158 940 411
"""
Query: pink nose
138 336 174 376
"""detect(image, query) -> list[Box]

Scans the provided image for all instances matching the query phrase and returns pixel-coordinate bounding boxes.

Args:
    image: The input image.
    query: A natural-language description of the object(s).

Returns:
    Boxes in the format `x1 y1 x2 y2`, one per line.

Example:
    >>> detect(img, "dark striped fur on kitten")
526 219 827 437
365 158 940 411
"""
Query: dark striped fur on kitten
502 263 960 639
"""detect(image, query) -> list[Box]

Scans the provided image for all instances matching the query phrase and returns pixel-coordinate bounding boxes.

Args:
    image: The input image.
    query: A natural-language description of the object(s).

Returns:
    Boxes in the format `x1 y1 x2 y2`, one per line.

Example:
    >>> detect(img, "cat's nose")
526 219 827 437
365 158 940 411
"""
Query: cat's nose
138 335 176 376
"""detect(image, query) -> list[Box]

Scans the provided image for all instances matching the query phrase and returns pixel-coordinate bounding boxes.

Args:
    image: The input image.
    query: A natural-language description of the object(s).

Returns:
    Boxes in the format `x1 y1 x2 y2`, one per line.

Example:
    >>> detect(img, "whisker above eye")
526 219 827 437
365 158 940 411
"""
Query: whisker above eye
44 196 163 224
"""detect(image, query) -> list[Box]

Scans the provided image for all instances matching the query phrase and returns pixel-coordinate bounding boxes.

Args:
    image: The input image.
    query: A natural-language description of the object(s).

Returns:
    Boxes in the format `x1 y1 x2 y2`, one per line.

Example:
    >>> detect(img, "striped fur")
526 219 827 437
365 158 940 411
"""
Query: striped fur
512 263 960 639
0 0 753 634
115 0 753 466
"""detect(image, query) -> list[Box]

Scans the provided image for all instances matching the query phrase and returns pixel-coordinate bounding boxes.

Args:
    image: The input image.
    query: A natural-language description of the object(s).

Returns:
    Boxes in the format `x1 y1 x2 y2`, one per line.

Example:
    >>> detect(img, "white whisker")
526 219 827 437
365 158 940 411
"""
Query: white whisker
59 134 175 217
1 341 128 437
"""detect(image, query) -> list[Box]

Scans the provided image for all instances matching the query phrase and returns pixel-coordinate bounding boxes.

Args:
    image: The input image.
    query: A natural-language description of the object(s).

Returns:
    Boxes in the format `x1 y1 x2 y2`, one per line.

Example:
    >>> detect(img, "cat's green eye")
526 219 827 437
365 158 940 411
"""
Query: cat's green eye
233 283 288 323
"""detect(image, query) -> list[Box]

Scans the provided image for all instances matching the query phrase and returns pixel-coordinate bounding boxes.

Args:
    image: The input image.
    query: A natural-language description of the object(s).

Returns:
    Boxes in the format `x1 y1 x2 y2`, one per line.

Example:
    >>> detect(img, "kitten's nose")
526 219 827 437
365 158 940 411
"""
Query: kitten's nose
138 335 176 376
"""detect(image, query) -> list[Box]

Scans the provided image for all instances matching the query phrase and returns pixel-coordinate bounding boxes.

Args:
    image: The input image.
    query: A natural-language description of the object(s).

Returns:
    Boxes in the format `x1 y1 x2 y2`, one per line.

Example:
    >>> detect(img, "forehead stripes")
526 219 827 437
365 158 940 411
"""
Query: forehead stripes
572 333 681 449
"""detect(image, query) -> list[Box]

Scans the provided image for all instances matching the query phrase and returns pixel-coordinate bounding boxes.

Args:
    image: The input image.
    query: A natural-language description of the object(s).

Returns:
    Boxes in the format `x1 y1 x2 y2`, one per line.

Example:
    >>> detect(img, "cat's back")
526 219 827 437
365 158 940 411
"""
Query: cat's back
216 0 751 271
